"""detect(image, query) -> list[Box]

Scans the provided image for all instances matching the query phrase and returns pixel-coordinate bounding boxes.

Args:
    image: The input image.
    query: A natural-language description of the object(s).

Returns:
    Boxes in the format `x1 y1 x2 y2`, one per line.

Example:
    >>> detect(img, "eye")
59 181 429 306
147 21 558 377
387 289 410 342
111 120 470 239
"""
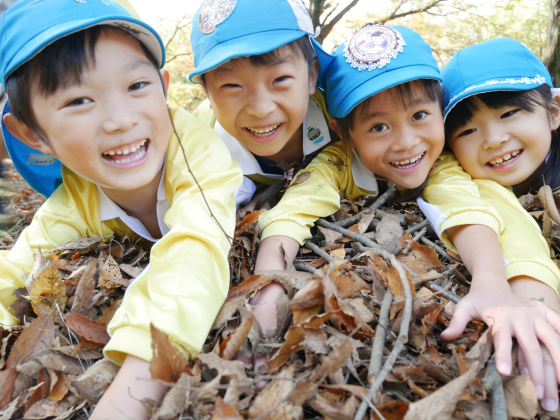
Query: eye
222 83 241 89
412 111 428 121
457 128 476 137
500 108 520 119
370 123 388 133
274 75 289 83
129 81 149 91
65 97 92 107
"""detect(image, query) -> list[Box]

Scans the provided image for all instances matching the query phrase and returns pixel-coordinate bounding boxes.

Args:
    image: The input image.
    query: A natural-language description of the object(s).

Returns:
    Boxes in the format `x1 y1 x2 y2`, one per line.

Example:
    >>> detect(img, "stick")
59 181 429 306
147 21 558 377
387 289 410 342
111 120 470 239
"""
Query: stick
316 219 381 250
420 237 455 263
406 219 431 234
403 227 427 254
368 289 393 381
304 241 334 263
428 281 462 304
335 187 395 228
294 262 320 275
482 358 508 420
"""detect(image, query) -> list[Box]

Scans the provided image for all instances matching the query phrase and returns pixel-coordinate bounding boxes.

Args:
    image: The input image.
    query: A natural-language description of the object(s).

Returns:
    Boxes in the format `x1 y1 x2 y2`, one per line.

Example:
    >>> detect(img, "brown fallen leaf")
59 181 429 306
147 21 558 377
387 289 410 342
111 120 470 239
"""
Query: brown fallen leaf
411 241 442 270
0 367 16 408
71 358 119 404
97 299 122 325
225 275 273 303
66 314 110 345
70 260 96 316
211 396 242 420
289 170 311 187
503 374 538 418
149 325 189 383
538 185 560 225
30 264 66 316
151 372 193 420
98 255 124 289
219 313 255 361
7 313 54 368
235 210 265 236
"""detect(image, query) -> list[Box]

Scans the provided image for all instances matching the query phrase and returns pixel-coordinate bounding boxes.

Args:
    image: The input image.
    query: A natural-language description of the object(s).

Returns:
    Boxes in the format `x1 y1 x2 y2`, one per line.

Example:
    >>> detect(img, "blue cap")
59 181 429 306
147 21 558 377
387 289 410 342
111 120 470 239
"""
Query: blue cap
442 37 551 119
189 0 332 84
0 0 166 88
324 25 441 118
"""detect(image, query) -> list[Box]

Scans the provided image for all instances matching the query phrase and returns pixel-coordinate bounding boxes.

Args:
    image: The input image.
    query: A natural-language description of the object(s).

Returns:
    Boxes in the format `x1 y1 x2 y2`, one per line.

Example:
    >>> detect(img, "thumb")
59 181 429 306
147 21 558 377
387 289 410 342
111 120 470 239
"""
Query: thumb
441 304 473 340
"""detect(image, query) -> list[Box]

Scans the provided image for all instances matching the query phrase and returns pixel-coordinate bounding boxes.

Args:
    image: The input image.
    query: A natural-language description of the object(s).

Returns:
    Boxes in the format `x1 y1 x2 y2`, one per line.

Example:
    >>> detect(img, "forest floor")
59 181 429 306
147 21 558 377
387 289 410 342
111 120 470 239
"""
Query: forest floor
1 159 560 420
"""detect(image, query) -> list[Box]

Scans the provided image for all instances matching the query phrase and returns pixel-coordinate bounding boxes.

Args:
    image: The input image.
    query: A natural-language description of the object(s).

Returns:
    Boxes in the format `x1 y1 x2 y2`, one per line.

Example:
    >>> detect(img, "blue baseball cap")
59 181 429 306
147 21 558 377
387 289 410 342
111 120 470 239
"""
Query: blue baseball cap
0 0 166 89
442 37 551 119
325 25 442 119
189 0 332 84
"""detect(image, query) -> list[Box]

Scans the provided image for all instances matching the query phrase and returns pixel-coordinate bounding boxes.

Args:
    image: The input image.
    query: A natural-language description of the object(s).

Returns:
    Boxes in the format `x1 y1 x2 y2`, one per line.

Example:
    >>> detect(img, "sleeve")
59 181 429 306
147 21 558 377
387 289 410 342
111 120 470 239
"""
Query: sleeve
190 99 216 127
0 183 100 325
476 180 560 295
104 109 243 365
259 142 367 245
419 152 505 252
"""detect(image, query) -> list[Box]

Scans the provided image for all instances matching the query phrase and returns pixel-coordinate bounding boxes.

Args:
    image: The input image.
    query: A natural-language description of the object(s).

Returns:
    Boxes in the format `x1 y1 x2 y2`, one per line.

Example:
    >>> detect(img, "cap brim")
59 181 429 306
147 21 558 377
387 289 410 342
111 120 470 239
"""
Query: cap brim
443 77 548 120
6 16 165 79
189 29 312 83
332 65 442 118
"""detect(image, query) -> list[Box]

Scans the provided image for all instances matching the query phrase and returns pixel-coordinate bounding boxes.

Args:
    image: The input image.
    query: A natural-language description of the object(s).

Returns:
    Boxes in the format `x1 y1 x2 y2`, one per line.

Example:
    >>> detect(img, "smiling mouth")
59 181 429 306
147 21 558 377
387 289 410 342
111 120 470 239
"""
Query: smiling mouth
102 139 149 165
245 123 281 137
487 149 522 167
390 151 426 169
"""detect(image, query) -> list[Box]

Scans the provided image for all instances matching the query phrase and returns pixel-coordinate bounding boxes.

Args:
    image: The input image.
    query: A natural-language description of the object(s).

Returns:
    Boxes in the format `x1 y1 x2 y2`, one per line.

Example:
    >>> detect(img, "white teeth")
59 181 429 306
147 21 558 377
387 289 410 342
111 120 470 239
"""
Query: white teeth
131 146 137 152
104 139 147 156
122 149 130 155
488 150 521 166
117 150 123 155
247 124 280 135
391 152 425 167
109 151 115 155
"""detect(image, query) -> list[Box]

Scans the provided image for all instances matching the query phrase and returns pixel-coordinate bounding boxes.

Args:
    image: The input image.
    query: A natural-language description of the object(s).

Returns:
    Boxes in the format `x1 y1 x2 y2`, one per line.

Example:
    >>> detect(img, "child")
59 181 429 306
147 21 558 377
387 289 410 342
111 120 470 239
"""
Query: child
0 1 242 419
257 26 560 411
190 0 334 209
420 37 560 411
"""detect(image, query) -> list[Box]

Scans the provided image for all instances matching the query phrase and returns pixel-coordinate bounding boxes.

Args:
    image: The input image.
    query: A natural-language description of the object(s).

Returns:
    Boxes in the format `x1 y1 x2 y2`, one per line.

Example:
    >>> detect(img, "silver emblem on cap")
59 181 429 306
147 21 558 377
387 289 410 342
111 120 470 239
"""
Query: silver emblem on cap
198 0 237 35
343 25 405 71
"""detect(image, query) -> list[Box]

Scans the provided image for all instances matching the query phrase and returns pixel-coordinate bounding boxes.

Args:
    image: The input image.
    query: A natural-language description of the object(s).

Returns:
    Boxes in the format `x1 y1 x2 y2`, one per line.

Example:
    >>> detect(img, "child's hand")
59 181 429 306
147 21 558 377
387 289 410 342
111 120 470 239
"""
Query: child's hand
442 281 560 411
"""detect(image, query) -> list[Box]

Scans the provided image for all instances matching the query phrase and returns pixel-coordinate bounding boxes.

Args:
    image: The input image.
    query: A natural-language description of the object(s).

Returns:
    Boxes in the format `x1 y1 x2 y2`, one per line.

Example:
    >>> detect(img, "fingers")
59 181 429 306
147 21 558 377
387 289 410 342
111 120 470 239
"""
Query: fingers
540 346 559 412
514 325 545 398
253 354 267 390
441 301 473 341
533 314 560 384
492 326 513 376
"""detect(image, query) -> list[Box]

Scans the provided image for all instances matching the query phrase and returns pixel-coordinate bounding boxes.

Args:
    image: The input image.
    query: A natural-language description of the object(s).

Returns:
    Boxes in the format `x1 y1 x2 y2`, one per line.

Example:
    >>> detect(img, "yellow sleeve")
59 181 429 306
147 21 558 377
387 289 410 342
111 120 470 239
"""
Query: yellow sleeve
190 99 217 128
259 141 371 245
104 108 242 364
420 152 505 251
0 176 113 325
476 180 560 294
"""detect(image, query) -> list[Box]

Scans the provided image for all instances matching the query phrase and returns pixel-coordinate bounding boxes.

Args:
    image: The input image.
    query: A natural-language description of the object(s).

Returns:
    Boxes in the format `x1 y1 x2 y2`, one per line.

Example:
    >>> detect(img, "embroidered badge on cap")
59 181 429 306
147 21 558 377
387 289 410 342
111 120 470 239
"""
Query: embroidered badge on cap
286 0 314 34
198 0 236 35
343 25 405 71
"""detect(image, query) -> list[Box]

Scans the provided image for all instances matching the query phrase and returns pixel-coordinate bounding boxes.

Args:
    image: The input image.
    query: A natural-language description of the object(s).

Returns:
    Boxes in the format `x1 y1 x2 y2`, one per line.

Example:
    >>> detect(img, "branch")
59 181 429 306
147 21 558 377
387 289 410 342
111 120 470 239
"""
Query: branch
165 51 193 64
368 289 392 381
335 187 395 228
379 0 447 24
317 0 360 42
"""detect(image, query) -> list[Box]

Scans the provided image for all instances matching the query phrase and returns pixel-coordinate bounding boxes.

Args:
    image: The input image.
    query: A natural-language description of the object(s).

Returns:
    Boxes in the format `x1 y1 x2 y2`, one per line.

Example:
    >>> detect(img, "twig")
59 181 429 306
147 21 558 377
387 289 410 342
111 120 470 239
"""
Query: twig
368 289 393 381
335 187 395 228
482 358 507 420
406 219 431 234
427 281 462 304
294 262 320 275
316 219 381 250
358 392 387 420
403 227 427 254
353 235 413 420
420 237 455 263
304 241 334 263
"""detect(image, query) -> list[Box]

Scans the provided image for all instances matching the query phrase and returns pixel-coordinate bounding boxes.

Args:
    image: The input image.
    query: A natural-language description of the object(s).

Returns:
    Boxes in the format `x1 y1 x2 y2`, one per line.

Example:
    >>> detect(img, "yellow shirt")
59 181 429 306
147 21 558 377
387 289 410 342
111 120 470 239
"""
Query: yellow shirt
259 141 560 293
0 107 243 364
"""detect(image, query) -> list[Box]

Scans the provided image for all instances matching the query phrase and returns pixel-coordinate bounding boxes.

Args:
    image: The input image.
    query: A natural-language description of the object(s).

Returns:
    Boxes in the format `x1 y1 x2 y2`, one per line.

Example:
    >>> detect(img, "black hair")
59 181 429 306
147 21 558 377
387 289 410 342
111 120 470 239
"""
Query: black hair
201 35 316 84
5 25 160 141
445 84 560 192
333 79 445 201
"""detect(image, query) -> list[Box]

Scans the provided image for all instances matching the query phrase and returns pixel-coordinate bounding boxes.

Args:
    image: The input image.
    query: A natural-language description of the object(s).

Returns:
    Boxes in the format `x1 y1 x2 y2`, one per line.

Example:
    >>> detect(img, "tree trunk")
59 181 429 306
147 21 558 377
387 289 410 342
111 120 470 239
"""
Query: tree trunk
544 0 560 85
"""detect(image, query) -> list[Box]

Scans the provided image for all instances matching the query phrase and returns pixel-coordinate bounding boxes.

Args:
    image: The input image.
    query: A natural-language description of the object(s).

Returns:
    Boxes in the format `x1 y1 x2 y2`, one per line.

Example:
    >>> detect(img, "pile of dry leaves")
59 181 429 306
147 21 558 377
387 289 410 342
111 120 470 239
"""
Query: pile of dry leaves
1 163 560 419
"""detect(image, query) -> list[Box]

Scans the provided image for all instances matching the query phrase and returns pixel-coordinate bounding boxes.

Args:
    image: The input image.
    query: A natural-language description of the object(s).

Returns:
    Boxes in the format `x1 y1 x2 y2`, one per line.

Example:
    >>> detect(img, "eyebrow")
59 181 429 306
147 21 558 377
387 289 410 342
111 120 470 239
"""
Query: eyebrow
123 59 155 72
358 96 435 123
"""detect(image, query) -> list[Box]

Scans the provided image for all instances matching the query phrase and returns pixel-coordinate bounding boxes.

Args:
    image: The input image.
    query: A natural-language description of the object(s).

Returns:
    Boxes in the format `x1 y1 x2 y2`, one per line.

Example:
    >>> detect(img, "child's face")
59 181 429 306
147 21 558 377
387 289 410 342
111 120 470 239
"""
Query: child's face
202 46 317 158
447 98 560 187
28 30 171 191
338 82 444 189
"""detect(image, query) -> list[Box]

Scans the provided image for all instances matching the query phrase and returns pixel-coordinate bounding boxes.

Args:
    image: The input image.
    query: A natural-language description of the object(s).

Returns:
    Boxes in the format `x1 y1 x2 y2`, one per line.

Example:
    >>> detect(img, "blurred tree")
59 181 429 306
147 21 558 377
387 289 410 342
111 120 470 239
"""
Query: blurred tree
544 0 560 85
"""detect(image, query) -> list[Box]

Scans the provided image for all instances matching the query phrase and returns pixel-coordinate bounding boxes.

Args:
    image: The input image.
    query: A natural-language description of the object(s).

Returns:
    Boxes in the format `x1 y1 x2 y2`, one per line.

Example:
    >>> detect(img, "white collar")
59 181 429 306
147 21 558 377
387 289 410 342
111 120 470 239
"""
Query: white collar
214 97 331 178
98 164 170 242
351 149 379 194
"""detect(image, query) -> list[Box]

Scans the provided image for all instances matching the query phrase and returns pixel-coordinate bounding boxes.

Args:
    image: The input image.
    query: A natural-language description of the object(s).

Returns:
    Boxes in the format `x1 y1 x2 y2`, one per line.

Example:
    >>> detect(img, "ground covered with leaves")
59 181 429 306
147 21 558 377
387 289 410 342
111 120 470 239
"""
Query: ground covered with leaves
1 161 560 419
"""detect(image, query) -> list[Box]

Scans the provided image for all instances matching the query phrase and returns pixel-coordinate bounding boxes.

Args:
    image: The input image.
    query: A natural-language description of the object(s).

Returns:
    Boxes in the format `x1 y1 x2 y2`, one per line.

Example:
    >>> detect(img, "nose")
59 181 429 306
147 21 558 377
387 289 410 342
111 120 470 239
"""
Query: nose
482 125 509 149
245 90 276 118
390 127 421 152
101 95 138 133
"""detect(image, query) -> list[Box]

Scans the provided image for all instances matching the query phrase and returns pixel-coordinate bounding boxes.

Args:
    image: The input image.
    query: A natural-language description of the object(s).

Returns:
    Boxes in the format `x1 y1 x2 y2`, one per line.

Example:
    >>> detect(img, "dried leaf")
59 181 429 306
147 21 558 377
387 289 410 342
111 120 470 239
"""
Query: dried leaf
289 171 311 187
226 275 273 303
503 374 538 418
211 396 242 420
7 313 54 368
30 264 66 316
26 249 50 293
98 255 124 289
219 314 255 360
70 260 96 316
66 314 110 345
97 299 122 325
411 241 442 269
318 226 343 244
0 368 16 408
151 373 192 420
48 236 105 253
71 358 119 404
538 185 560 225
149 325 189 383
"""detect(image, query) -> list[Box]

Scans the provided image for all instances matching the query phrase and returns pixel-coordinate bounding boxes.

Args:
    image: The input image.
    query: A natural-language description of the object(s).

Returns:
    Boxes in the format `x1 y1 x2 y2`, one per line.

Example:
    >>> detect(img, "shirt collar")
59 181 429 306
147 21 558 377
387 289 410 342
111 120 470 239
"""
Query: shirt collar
214 97 331 178
351 149 379 194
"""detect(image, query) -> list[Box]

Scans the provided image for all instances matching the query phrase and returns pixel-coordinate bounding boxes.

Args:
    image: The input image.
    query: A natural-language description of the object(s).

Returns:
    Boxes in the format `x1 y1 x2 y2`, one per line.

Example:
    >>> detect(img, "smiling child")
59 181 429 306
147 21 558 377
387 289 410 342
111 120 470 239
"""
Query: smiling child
0 1 241 418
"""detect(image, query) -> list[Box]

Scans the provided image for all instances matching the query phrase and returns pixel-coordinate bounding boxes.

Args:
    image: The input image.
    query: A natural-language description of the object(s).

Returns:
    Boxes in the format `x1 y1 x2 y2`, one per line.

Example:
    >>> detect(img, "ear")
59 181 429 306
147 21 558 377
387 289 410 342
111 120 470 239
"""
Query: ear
550 92 560 131
160 68 170 97
329 118 355 148
2 113 53 154
308 58 319 96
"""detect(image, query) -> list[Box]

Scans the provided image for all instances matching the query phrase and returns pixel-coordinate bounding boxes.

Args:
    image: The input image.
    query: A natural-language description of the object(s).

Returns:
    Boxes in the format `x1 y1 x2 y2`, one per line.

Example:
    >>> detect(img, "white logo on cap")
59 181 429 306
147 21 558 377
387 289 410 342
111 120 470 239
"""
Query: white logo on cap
344 25 405 71
286 0 314 34
198 0 236 35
